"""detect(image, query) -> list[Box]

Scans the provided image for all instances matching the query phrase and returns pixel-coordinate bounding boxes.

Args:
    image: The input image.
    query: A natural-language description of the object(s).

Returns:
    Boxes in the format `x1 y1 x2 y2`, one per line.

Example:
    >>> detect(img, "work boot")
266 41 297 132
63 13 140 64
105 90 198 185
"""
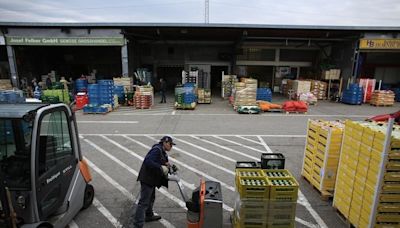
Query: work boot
145 215 161 222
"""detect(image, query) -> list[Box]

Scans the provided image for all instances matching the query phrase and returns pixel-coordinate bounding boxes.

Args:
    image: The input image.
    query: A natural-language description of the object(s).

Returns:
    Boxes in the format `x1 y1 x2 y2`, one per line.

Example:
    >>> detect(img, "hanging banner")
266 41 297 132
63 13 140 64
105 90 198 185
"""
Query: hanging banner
5 36 124 46
0 36 5 45
360 38 400 50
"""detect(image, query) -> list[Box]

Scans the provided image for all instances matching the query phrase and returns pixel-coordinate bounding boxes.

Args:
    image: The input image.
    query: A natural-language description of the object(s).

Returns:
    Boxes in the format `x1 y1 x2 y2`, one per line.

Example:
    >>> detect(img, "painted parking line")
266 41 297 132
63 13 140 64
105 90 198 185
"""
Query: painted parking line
81 133 306 137
143 135 316 228
123 136 236 193
80 134 321 227
93 198 122 228
214 135 266 153
258 136 328 228
77 121 138 124
235 135 264 145
86 159 175 228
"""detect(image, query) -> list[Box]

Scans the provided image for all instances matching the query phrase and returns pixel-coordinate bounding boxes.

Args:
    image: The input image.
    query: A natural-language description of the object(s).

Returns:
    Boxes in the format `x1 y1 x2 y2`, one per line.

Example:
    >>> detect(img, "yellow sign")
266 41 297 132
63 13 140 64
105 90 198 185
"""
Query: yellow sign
360 39 400 49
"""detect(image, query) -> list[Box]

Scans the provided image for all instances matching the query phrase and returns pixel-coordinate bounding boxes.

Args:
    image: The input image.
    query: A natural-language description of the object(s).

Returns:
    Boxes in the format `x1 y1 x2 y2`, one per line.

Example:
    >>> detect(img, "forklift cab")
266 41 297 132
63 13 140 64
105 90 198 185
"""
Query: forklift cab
0 103 93 228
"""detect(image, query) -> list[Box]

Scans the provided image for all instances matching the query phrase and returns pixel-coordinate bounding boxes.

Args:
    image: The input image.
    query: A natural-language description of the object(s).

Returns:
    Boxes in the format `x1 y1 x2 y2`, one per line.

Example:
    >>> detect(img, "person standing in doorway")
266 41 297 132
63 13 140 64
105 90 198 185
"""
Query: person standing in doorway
160 78 166 103
46 76 52 89
133 136 175 228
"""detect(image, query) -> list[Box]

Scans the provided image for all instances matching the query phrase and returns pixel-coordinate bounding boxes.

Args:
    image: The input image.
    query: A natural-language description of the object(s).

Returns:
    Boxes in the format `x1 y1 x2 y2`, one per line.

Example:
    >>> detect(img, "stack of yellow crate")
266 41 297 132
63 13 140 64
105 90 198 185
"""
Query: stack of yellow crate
234 169 299 228
302 119 344 196
334 120 400 227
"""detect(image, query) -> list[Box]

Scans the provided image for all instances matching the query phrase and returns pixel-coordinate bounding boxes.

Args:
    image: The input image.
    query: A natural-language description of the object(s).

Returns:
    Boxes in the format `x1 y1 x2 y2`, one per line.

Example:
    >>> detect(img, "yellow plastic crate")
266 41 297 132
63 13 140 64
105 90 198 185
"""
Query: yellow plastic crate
238 176 270 199
263 169 292 178
382 183 400 194
350 138 362 151
349 208 361 226
376 213 400 223
307 136 318 147
360 143 372 156
269 177 299 202
306 143 317 154
371 151 383 164
233 214 266 228
387 161 400 171
358 217 370 228
303 156 313 170
378 203 400 213
380 194 400 203
389 151 400 159
384 172 400 182
307 129 318 141
236 168 265 189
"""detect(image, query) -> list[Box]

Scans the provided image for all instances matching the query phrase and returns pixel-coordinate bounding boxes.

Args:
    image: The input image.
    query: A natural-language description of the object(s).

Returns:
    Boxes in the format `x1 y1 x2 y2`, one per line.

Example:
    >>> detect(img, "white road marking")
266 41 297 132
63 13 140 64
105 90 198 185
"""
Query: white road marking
214 135 266 153
84 138 233 213
104 113 371 117
83 138 187 208
172 111 176 115
86 159 175 228
103 136 233 212
77 121 138 124
295 217 318 228
257 136 273 153
93 198 123 228
192 136 259 161
123 136 236 192
81 133 306 137
68 220 79 228
101 136 195 189
84 135 319 227
257 137 328 228
174 137 237 163
146 136 235 175
235 135 264 145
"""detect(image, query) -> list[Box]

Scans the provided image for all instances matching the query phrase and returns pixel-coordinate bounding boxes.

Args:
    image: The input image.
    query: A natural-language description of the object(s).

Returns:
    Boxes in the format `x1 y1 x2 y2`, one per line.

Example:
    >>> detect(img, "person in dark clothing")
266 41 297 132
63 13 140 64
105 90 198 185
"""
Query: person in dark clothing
46 76 52 89
133 136 176 228
160 78 167 103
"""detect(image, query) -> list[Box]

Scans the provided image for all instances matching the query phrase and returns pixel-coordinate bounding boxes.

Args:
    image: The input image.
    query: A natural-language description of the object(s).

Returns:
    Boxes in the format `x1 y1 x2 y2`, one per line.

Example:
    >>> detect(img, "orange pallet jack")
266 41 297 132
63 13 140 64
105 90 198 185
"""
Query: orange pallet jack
168 165 223 228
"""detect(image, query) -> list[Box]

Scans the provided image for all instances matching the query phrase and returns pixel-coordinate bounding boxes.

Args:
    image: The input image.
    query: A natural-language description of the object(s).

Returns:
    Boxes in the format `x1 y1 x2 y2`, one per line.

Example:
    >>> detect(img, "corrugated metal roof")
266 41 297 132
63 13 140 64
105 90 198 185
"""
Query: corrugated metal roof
0 22 399 31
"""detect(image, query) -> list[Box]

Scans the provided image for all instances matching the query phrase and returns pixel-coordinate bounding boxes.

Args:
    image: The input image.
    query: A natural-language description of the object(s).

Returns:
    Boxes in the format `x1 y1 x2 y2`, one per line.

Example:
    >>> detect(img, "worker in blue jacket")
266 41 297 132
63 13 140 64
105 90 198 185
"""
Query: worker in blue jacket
134 136 175 228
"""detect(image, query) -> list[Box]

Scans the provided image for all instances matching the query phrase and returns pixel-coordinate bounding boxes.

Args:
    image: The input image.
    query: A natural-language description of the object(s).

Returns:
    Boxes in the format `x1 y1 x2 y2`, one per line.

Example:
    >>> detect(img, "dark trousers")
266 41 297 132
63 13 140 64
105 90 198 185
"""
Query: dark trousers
160 91 166 103
133 182 156 228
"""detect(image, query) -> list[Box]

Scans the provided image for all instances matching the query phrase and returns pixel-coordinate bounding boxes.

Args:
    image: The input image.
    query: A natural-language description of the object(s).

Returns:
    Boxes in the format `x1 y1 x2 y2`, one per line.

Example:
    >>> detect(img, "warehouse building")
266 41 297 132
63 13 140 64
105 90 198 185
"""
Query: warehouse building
0 23 399 94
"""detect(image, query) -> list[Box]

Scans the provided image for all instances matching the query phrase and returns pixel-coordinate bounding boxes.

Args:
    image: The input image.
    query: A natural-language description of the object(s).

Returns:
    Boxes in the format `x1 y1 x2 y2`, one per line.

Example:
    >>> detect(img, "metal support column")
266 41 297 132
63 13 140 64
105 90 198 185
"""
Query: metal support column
121 38 129 77
351 40 360 79
6 45 19 88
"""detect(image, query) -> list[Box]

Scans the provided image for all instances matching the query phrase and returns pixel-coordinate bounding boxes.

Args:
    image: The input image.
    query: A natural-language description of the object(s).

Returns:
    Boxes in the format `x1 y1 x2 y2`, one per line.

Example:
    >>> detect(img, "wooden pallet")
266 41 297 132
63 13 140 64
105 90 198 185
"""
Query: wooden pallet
301 175 334 201
135 106 151 109
264 109 283 113
175 107 195 110
333 207 355 228
370 103 394 107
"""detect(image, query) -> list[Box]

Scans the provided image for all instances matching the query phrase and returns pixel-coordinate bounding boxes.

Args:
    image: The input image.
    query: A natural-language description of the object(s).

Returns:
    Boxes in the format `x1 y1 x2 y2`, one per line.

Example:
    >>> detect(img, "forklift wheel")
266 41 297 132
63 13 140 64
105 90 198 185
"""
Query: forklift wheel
82 184 94 209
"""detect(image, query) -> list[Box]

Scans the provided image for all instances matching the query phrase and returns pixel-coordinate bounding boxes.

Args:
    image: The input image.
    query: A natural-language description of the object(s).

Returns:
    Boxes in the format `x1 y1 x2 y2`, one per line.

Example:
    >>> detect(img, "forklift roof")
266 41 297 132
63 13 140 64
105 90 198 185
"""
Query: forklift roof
0 103 49 118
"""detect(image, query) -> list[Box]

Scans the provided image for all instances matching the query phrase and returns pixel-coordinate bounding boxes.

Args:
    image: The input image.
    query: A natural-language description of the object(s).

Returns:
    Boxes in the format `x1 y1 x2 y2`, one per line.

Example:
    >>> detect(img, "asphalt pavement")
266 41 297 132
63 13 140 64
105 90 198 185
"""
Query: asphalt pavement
69 94 400 228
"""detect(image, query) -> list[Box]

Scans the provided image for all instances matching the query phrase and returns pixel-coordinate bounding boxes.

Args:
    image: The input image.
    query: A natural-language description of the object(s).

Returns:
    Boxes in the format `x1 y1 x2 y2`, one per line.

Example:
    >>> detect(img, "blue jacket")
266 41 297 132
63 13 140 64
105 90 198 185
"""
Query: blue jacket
137 143 169 188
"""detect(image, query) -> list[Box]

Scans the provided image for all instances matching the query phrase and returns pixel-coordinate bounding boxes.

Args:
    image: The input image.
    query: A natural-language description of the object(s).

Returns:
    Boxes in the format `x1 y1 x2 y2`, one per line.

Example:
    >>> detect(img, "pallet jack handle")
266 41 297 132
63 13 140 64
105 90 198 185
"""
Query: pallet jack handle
168 165 190 203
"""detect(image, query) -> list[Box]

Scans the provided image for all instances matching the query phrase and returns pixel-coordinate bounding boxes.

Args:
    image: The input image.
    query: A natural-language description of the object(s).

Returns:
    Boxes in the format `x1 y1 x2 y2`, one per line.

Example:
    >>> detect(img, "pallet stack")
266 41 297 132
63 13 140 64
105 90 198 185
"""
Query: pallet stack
302 120 344 199
222 74 238 99
234 78 257 110
333 120 400 227
113 77 133 93
370 90 395 106
197 88 211 104
234 169 298 228
310 80 327 100
134 85 154 108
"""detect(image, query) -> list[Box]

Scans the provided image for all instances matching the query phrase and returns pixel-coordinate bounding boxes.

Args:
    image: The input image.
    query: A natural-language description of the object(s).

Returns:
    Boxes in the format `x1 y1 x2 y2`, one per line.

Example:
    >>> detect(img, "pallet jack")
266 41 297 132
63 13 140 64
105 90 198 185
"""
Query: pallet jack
167 165 223 228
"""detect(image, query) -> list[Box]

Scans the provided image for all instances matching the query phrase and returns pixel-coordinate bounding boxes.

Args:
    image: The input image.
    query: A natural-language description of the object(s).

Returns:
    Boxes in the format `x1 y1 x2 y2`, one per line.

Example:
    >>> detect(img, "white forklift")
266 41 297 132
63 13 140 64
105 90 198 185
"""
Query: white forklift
0 103 94 228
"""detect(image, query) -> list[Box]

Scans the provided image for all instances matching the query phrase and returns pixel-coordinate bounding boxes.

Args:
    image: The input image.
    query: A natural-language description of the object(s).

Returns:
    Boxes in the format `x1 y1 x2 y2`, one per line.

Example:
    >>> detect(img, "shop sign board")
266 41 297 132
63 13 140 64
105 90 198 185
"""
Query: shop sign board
5 36 124 46
0 36 5 45
360 38 400 49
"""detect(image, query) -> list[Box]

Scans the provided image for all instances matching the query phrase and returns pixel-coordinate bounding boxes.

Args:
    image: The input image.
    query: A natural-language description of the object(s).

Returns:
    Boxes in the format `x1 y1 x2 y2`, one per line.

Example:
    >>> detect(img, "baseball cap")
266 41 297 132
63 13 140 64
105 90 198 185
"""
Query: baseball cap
160 136 176 145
